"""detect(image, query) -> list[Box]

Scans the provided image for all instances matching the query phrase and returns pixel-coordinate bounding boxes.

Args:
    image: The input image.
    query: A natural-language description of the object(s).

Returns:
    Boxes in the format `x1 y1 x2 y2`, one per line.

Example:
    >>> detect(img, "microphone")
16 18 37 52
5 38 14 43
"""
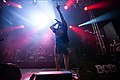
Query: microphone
55 19 60 23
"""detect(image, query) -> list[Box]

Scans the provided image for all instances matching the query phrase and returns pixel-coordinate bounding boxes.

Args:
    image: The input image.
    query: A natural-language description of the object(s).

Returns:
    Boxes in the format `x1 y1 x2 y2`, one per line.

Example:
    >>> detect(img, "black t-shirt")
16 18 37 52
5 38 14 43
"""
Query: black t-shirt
53 23 69 43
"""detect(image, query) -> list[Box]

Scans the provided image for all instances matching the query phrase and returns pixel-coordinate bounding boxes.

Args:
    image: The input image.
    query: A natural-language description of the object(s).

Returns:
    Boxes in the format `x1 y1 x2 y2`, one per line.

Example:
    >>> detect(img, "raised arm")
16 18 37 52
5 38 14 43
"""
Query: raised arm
56 3 67 25
50 22 58 31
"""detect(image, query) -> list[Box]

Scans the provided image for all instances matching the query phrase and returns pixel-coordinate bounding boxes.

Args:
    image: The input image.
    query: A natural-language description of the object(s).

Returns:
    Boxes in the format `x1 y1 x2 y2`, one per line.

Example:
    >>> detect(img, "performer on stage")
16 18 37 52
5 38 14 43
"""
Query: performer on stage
50 3 69 70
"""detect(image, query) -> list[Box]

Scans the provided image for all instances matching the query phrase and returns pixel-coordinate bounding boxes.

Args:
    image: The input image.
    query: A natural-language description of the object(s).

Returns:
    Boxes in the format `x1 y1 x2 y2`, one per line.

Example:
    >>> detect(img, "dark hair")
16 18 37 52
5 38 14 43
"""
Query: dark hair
0 63 22 80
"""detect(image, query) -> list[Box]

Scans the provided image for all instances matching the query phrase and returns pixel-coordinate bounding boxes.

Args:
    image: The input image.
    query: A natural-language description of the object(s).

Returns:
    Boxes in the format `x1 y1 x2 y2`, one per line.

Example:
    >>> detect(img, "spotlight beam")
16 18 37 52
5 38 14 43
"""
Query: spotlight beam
0 15 13 25
78 10 117 27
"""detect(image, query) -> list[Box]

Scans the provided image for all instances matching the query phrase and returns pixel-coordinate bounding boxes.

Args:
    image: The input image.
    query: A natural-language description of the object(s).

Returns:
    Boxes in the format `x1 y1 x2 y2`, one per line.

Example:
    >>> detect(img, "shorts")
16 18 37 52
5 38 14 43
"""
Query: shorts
54 43 68 54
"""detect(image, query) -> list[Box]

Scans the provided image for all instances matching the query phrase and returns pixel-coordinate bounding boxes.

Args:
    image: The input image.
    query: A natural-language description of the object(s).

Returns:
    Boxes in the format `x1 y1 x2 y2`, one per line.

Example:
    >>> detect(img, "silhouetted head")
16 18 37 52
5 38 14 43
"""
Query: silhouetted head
0 63 22 80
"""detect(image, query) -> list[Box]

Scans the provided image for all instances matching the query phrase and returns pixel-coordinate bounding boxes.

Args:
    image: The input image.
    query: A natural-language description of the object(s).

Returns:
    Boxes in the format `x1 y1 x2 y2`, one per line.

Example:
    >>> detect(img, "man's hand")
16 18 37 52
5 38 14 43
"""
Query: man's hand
55 19 61 24
56 3 60 11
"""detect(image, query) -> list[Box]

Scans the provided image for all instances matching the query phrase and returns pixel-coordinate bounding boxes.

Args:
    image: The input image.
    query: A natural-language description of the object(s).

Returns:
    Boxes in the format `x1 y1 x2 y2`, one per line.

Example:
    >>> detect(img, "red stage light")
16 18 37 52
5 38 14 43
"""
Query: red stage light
65 0 75 9
69 26 72 28
18 4 22 8
64 5 68 10
84 1 112 10
84 6 88 11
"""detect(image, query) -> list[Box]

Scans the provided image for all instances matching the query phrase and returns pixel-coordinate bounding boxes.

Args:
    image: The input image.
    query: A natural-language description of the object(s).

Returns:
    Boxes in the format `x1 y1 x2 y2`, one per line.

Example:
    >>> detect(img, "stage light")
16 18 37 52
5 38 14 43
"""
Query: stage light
76 0 79 3
69 26 72 29
87 1 112 10
65 0 75 9
64 5 68 10
84 6 88 11
20 25 24 28
3 0 6 3
33 0 37 2
78 10 116 27
18 4 22 8
30 12 50 28
16 25 24 29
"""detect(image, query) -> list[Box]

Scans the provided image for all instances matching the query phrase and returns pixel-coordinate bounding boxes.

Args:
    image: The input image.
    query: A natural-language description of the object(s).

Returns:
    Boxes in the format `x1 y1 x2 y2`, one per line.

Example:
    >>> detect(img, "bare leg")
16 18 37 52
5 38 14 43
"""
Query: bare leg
63 54 69 70
55 54 61 70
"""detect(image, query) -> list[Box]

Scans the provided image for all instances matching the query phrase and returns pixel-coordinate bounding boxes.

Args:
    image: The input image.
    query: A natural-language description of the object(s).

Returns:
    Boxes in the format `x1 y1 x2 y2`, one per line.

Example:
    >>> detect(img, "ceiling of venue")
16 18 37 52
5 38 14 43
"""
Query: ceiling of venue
0 0 119 23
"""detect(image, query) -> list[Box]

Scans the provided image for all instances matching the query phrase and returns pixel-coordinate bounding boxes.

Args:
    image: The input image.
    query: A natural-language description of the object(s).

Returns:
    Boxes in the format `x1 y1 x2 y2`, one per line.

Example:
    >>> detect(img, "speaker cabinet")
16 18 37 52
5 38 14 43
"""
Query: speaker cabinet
35 71 72 80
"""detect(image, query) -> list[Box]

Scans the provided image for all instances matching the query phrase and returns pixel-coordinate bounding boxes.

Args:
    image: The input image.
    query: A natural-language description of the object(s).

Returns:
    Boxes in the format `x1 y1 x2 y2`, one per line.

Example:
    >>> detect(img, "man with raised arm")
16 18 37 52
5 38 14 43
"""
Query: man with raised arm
50 3 69 71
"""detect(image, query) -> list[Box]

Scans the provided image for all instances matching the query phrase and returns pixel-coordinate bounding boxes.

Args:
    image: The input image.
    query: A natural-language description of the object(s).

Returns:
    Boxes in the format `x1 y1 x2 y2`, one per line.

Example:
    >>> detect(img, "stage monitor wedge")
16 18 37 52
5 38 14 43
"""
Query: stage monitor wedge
35 71 72 80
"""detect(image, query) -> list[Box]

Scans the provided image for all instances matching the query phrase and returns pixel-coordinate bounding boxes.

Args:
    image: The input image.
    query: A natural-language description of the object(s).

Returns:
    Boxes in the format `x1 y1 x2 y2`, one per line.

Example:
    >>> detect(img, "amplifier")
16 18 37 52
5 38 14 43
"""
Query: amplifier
35 71 72 80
